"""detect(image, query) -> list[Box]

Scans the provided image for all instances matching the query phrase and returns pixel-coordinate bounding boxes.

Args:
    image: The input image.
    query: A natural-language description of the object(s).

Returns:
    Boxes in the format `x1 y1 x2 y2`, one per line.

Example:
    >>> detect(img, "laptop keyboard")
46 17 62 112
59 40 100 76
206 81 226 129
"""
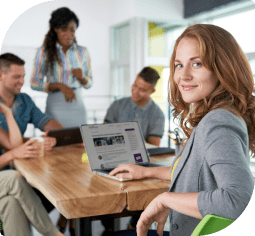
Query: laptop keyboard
95 169 114 174
94 163 160 174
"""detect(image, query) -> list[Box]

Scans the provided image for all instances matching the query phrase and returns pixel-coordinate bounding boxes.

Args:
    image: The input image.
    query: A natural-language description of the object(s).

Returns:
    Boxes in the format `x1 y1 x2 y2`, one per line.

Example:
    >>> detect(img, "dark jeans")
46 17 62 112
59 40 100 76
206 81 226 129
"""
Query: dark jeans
101 218 114 230
33 188 55 213
130 215 140 228
112 229 169 236
101 214 140 230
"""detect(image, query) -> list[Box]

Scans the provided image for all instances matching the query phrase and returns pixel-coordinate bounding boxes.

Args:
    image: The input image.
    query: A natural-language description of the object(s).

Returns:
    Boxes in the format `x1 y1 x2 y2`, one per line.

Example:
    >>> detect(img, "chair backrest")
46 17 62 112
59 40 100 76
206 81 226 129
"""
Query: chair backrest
191 214 234 236
0 219 3 235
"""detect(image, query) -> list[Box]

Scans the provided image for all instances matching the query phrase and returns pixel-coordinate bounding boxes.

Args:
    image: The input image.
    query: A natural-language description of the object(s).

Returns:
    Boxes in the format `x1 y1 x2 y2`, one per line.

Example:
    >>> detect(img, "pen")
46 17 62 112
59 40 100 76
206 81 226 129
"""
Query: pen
167 132 178 145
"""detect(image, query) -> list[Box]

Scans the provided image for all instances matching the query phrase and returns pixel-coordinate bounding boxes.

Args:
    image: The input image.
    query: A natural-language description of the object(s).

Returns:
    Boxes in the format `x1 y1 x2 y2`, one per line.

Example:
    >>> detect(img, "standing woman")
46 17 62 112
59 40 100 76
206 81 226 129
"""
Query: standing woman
30 7 92 236
31 7 92 128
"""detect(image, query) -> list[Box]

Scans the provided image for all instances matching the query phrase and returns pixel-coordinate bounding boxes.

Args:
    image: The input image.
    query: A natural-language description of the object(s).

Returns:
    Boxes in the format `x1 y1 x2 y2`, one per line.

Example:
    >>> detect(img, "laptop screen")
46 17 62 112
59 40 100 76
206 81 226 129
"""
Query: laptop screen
80 122 150 170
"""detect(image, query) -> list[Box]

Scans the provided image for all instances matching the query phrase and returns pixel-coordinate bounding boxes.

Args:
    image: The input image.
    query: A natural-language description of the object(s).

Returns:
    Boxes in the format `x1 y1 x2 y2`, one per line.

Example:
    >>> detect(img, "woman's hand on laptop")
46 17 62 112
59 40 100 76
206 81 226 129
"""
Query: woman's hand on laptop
109 163 149 180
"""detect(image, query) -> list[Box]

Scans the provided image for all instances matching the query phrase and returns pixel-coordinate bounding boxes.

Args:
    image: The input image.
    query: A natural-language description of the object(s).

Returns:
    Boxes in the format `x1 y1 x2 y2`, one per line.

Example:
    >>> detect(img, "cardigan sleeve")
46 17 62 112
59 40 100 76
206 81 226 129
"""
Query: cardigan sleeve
197 110 254 220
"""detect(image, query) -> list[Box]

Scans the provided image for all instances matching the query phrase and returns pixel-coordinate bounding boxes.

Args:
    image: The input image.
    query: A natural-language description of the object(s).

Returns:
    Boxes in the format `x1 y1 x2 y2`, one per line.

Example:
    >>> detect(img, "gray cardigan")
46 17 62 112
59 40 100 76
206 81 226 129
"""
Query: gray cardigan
168 109 254 236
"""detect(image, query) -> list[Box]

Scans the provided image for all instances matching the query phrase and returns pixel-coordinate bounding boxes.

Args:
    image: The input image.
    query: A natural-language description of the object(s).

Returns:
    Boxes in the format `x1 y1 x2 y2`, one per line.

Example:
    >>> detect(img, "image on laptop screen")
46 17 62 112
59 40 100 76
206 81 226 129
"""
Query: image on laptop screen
80 122 150 171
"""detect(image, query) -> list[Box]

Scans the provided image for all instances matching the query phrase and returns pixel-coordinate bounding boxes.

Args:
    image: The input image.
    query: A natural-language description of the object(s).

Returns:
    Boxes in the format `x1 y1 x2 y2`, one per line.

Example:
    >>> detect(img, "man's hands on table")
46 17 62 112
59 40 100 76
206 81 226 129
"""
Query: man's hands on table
12 139 41 159
40 131 83 151
41 131 57 151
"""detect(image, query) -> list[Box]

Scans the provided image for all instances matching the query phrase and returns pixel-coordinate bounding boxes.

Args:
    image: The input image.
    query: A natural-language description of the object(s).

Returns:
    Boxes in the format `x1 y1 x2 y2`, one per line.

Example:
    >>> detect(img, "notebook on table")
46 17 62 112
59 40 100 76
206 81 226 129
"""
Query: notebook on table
48 127 83 147
80 121 162 181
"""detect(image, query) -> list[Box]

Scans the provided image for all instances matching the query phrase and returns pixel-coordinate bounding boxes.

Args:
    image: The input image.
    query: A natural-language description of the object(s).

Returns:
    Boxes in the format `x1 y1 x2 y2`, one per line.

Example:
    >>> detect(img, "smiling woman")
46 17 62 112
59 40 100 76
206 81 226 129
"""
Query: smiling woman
54 20 77 54
173 37 219 106
30 7 93 129
111 24 255 236
169 24 255 141
29 7 93 235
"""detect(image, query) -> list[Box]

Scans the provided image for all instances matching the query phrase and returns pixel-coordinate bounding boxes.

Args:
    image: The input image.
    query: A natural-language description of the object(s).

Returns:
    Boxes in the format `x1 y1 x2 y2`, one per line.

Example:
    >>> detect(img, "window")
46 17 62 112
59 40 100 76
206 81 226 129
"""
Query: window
151 4 255 154
110 22 131 98
145 21 189 148
211 9 255 54
200 7 255 164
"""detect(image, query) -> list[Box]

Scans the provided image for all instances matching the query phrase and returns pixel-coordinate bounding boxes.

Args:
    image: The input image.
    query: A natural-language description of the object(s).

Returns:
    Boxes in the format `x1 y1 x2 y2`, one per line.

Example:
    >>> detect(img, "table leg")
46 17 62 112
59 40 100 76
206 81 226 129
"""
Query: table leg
114 218 120 231
75 217 92 236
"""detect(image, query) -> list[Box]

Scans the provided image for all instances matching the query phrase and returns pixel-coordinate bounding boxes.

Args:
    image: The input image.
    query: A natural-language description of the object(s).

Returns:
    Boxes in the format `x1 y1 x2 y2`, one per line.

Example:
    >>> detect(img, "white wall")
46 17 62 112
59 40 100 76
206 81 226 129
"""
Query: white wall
135 0 183 21
109 0 137 26
109 0 183 26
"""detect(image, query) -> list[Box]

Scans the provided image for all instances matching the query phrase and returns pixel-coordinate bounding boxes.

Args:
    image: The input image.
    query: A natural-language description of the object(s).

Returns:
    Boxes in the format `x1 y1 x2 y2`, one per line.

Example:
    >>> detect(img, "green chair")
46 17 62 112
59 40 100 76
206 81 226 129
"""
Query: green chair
191 214 234 236
0 219 3 235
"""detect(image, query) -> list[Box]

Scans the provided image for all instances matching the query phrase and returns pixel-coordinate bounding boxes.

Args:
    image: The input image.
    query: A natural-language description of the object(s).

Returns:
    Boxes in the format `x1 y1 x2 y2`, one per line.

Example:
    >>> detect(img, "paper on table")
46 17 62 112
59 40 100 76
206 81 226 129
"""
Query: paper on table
145 142 159 149
81 153 89 163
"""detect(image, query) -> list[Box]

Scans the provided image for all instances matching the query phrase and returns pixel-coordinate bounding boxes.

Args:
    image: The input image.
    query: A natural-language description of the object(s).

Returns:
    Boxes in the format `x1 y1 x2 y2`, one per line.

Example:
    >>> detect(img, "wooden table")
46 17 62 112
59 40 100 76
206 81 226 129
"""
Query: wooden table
13 144 174 236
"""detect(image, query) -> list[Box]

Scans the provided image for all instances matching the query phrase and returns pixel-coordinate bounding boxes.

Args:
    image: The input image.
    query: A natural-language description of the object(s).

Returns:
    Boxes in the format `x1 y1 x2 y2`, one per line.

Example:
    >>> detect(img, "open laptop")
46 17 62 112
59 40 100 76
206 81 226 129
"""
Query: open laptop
80 121 162 181
48 127 83 147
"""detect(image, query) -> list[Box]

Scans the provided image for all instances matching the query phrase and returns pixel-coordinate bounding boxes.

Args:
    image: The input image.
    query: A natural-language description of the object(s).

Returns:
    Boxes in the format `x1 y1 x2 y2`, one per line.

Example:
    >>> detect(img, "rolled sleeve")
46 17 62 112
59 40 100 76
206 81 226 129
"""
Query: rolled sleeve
37 116 52 131
30 47 48 92
28 97 51 131
82 75 92 89
81 47 92 89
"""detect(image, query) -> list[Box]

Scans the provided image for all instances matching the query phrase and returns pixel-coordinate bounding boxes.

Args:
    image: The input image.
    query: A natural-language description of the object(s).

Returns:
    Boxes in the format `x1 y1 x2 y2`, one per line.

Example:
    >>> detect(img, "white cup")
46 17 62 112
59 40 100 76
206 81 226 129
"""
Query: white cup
30 137 44 158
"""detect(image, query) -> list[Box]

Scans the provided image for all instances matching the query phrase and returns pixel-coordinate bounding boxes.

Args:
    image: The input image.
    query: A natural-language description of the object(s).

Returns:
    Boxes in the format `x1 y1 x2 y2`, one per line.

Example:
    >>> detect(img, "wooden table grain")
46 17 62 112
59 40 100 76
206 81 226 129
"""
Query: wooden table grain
13 144 174 235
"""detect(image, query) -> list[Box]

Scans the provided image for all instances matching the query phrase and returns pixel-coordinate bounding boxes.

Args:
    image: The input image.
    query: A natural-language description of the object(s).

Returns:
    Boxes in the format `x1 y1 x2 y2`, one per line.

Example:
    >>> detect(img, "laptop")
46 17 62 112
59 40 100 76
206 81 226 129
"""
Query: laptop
147 147 175 156
80 121 162 181
48 127 83 147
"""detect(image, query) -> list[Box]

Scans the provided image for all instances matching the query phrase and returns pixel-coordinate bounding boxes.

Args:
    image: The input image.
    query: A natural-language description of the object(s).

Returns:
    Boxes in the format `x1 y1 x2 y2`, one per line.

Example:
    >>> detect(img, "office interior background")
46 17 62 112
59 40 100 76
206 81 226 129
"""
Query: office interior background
1 0 255 235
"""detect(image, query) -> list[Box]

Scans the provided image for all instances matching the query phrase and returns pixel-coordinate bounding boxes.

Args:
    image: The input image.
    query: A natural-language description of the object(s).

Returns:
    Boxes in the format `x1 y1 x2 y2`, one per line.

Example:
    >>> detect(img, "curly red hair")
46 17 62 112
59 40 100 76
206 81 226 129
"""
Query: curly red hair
168 24 255 156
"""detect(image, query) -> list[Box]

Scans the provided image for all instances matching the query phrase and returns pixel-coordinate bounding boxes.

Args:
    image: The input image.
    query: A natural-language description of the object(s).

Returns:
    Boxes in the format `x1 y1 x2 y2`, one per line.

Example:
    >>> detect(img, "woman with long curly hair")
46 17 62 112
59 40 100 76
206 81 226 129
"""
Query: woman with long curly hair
30 7 92 128
30 7 92 236
109 24 254 236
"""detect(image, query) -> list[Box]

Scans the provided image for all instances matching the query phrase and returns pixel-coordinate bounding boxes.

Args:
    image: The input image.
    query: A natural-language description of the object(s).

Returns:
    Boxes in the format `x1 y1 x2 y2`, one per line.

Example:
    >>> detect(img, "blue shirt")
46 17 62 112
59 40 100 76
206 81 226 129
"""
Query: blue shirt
0 93 52 169
104 97 165 141
0 93 51 135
